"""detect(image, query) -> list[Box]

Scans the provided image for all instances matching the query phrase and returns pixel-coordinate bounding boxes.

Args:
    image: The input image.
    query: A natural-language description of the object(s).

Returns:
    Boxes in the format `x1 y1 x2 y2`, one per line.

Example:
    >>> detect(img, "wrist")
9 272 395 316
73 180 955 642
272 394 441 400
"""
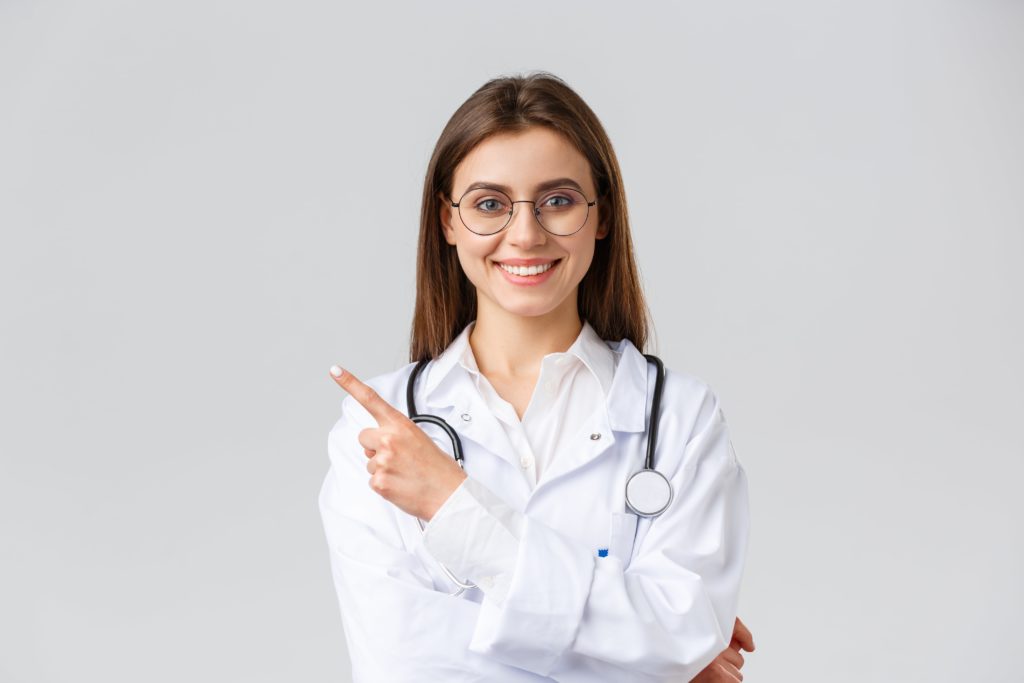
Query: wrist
425 470 468 522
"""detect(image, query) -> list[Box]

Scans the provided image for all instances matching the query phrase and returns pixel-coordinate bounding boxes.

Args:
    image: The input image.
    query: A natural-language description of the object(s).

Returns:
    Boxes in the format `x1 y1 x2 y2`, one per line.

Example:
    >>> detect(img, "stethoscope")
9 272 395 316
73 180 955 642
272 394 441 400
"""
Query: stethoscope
405 353 672 596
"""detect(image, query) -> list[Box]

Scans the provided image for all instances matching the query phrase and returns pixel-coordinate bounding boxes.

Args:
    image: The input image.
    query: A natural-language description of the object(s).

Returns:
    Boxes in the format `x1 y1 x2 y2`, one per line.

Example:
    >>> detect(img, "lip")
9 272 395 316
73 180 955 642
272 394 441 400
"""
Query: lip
493 258 562 286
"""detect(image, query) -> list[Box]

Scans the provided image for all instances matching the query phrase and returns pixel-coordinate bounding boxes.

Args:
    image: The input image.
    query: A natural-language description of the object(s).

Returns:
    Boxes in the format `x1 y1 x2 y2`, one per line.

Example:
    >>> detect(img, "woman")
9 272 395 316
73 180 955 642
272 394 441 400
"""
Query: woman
320 71 754 682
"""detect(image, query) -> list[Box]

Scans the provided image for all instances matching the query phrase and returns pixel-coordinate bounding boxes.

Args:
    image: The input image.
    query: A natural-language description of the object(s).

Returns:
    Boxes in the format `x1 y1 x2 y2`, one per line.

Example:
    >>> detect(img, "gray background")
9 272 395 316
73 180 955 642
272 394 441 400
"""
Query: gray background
2 0 1021 681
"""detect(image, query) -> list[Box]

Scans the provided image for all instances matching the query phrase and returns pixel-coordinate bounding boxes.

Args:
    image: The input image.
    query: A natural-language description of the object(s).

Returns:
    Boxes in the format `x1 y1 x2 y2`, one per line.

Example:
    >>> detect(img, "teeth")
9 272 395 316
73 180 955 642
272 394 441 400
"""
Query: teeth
499 261 556 276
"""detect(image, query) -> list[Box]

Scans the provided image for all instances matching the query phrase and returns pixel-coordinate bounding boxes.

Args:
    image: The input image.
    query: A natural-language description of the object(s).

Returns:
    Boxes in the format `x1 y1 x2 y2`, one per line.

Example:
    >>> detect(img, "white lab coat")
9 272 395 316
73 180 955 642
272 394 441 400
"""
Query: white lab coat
318 337 750 682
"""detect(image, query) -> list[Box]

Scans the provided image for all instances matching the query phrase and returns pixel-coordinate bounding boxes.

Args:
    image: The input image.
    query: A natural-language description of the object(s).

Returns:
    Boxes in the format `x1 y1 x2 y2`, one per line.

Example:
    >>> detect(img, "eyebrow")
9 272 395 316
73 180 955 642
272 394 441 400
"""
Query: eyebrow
462 177 585 195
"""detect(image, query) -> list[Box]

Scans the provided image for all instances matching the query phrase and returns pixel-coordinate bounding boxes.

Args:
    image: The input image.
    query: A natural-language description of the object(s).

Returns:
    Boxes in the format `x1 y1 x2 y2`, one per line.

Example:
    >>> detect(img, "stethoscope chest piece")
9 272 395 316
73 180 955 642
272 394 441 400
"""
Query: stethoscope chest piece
625 468 673 517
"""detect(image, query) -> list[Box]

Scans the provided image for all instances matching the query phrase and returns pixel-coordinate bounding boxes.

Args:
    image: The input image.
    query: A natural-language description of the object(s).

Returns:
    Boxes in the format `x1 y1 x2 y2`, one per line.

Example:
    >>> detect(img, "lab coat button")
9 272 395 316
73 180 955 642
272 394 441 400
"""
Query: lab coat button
590 433 602 440
460 413 472 422
520 454 533 469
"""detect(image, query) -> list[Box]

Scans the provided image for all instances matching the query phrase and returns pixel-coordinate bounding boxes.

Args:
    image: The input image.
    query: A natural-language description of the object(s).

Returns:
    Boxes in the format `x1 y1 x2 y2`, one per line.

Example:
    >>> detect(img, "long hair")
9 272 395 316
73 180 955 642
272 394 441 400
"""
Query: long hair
409 71 653 362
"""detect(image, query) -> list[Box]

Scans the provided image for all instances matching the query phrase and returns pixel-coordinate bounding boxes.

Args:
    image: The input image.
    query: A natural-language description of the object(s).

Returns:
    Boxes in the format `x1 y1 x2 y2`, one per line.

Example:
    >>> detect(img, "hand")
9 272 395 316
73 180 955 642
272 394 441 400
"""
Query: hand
329 365 468 521
690 617 756 682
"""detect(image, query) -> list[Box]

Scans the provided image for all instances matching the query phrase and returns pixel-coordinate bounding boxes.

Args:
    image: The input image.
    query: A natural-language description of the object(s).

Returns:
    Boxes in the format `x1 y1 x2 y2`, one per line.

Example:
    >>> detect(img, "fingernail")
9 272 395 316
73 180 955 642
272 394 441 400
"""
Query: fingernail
330 365 344 378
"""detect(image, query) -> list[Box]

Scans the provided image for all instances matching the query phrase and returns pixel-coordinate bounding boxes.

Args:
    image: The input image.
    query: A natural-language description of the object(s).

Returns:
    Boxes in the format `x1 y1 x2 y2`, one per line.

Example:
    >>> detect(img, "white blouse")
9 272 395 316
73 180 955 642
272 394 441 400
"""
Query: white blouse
420 320 615 602
431 318 614 487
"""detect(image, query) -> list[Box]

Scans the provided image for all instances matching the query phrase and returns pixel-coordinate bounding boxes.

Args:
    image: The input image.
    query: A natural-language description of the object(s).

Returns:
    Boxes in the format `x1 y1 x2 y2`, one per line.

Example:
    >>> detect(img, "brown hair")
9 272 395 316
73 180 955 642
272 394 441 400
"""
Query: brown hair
408 70 654 362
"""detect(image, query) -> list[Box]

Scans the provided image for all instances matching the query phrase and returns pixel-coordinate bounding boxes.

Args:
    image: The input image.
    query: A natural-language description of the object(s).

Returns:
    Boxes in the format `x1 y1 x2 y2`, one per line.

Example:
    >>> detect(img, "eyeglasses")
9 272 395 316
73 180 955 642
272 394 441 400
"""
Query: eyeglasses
450 186 597 236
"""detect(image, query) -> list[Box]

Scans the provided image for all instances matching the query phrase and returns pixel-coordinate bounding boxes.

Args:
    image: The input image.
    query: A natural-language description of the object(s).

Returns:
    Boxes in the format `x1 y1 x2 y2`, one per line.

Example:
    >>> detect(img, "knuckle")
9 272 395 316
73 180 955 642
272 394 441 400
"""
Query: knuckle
365 388 383 410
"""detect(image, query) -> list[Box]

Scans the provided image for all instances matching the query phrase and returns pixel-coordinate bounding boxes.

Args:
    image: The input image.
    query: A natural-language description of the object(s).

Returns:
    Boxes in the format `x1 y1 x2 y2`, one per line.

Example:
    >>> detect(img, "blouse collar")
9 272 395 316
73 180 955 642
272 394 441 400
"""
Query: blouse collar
423 319 616 402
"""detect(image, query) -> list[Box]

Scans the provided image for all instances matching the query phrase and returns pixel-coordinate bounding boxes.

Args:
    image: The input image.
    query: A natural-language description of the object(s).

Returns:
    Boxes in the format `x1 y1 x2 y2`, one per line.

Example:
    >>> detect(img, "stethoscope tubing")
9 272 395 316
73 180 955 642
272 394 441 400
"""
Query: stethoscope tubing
405 351 665 467
641 353 664 472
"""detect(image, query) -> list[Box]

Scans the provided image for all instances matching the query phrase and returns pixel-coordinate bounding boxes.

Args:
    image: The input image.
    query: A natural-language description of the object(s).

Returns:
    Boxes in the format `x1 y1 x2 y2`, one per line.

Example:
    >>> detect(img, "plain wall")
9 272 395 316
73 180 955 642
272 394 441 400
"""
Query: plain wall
1 0 1021 680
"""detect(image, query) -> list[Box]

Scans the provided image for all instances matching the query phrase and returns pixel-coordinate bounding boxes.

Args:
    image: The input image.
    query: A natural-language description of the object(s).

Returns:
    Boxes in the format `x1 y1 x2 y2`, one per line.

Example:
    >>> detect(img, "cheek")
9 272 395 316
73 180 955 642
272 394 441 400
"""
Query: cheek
568 245 597 277
453 240 496 281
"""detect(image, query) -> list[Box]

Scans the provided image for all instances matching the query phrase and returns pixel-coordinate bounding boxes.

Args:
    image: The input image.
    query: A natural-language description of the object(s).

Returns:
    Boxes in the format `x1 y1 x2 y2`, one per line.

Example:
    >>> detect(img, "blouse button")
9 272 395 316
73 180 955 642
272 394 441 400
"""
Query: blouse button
544 380 557 394
519 454 533 469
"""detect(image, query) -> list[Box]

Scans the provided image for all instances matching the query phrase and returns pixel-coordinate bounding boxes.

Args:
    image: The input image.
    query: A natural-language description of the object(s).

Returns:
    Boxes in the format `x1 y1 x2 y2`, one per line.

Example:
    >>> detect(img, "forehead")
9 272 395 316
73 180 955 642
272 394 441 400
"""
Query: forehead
453 127 593 193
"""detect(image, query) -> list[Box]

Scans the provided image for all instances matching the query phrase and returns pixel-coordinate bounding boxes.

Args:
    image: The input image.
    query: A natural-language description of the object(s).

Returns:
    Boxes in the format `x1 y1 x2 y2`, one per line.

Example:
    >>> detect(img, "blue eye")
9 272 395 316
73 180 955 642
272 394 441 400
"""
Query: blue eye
542 194 575 209
475 198 505 213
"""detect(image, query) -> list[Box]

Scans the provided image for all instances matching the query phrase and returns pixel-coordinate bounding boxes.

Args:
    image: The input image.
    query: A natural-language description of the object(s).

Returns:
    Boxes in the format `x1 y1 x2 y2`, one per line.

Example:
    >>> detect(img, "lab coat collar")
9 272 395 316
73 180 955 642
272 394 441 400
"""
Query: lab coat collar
420 321 648 434
416 331 649 498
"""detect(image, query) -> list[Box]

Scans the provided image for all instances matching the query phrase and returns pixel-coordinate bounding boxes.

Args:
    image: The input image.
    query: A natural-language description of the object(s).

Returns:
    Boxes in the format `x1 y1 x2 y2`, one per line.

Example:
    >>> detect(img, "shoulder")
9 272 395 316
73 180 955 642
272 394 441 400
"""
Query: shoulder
616 341 737 473
660 366 739 474
612 340 725 440
661 366 723 442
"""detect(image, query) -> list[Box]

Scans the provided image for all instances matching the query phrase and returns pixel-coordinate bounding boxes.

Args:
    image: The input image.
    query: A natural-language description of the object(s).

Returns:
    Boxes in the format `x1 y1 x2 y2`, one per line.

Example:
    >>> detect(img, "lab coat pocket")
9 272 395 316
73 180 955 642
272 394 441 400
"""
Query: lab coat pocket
607 511 639 566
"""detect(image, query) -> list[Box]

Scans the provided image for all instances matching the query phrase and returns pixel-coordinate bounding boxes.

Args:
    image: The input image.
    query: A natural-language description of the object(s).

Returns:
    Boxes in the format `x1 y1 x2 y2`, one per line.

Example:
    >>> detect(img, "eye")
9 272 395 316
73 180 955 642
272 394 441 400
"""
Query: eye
474 197 507 213
541 193 575 208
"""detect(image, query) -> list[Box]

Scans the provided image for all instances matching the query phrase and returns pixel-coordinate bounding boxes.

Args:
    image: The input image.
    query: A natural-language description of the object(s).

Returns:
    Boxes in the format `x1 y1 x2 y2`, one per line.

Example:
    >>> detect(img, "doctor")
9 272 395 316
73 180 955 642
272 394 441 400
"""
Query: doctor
319 72 754 682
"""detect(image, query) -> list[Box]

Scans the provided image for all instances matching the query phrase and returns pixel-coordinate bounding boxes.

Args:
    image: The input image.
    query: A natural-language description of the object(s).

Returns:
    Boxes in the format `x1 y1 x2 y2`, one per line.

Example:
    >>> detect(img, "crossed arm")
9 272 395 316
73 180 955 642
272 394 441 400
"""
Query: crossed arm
319 388 753 681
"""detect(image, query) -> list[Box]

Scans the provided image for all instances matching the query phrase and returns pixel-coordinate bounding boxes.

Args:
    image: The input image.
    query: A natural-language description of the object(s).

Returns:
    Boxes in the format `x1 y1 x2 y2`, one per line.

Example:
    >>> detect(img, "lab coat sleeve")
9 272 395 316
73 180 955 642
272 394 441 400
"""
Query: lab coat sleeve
422 475 522 605
318 394 549 683
420 391 750 681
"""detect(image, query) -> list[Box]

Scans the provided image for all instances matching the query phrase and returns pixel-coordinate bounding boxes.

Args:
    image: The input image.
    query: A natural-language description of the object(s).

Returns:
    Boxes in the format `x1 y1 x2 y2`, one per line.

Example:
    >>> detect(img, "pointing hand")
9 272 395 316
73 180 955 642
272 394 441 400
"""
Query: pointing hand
329 365 467 522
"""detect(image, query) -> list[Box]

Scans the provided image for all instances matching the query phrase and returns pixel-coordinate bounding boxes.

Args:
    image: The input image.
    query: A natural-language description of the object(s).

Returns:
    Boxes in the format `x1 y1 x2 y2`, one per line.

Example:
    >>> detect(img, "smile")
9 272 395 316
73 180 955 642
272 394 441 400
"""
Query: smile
493 259 562 285
497 260 558 276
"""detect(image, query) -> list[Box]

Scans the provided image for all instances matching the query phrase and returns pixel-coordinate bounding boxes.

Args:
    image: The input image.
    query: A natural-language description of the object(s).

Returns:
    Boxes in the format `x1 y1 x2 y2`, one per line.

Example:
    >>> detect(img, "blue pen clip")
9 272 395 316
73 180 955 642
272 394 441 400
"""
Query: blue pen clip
597 548 608 557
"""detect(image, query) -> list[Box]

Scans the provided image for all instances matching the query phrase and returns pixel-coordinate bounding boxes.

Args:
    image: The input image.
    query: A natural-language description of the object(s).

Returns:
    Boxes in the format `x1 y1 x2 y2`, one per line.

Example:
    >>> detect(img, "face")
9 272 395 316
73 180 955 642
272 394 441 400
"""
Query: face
440 126 608 320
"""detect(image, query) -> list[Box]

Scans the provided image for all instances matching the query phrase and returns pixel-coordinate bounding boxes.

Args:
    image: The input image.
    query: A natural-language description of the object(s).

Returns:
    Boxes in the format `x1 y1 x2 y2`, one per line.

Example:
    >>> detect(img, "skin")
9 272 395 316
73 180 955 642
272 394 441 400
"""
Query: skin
329 125 755 677
691 616 756 682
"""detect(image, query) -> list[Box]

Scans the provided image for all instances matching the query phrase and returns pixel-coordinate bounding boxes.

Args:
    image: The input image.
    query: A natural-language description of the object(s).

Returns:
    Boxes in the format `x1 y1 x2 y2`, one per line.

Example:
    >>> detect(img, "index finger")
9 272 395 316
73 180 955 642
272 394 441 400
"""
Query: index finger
329 365 404 424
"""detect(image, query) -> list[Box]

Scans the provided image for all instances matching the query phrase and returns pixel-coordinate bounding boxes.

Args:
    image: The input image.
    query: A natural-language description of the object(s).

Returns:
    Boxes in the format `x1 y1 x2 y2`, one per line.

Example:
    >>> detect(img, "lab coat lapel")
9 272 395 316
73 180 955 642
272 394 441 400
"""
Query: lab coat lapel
420 369 528 481
417 338 652 497
533 340 650 491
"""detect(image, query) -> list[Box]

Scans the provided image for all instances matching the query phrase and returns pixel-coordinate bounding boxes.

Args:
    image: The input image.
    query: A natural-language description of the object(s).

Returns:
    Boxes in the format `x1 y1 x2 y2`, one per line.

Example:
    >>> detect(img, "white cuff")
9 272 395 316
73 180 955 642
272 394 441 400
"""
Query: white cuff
421 476 524 604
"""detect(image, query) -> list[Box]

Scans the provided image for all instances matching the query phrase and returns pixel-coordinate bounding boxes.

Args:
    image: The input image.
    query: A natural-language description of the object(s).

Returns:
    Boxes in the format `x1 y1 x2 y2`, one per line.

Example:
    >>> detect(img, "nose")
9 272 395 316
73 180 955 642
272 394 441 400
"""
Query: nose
504 200 548 247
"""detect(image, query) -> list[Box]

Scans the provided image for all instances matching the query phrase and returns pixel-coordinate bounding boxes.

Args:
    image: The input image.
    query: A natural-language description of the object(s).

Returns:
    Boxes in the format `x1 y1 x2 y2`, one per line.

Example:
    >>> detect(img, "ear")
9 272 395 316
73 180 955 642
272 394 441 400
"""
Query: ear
595 212 609 240
439 193 457 245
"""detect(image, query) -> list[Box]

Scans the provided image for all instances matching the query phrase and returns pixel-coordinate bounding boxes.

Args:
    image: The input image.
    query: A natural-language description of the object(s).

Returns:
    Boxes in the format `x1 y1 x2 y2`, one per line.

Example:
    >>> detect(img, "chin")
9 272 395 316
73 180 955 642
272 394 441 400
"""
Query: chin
488 291 574 320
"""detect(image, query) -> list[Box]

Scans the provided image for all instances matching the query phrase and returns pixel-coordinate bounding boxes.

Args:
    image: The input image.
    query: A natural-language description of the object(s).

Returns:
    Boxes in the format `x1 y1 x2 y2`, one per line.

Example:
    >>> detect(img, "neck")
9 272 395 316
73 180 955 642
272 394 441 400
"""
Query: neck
469 294 582 379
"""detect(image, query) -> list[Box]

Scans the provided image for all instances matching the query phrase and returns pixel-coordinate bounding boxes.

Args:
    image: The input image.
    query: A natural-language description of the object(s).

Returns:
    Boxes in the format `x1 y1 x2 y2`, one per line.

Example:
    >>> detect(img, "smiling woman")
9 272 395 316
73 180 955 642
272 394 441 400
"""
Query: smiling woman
319 71 754 682
439 126 606 314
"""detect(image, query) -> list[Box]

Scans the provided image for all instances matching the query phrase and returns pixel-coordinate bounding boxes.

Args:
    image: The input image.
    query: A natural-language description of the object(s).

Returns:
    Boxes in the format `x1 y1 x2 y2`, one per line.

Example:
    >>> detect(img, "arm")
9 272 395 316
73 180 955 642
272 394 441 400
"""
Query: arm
420 389 750 681
318 394 548 682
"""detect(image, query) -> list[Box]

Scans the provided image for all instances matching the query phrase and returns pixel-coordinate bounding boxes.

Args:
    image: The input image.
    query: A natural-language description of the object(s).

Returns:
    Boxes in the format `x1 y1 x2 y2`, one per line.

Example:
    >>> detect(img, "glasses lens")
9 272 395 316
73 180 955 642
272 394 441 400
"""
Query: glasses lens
459 188 513 235
458 187 590 236
535 188 589 235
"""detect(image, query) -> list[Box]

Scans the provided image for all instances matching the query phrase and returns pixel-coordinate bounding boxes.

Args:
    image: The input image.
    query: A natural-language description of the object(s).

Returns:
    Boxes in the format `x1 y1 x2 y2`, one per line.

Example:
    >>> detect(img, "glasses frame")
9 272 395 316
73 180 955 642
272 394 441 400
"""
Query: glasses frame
450 186 597 237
